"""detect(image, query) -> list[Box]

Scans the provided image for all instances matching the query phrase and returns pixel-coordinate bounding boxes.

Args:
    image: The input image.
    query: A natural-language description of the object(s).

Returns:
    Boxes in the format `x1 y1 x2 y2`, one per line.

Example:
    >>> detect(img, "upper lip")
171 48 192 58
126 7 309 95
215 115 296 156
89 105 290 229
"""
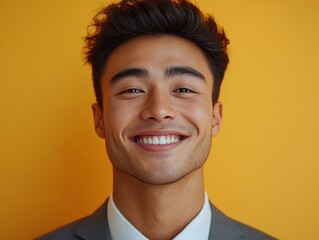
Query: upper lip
129 129 190 139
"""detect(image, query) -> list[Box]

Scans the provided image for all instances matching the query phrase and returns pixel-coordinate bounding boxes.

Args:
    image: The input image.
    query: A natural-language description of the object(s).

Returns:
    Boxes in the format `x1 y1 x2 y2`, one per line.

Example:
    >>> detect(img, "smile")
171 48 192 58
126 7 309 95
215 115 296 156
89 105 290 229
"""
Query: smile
133 135 183 145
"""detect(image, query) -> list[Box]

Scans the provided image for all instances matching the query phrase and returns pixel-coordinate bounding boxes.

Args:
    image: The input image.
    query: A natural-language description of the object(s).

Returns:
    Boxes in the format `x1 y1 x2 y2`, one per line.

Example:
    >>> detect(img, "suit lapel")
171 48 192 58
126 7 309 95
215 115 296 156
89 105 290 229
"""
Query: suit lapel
74 200 112 240
208 202 243 240
73 199 243 240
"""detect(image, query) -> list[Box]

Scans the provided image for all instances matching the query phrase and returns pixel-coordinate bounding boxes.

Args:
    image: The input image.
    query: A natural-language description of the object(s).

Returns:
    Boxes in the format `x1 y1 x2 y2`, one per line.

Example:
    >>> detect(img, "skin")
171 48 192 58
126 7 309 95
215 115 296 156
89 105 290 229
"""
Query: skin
92 35 222 240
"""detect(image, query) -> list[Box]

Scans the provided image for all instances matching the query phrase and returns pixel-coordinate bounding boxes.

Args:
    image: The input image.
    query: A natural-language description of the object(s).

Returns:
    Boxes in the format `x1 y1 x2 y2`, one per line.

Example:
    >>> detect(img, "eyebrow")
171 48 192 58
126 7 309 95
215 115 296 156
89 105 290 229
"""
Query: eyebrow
110 68 149 83
165 66 206 80
110 65 205 83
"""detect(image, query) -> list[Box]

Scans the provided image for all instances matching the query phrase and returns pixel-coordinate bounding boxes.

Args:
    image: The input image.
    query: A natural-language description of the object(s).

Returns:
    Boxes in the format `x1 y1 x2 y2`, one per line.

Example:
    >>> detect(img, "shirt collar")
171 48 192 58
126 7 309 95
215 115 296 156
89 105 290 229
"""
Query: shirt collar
107 192 211 240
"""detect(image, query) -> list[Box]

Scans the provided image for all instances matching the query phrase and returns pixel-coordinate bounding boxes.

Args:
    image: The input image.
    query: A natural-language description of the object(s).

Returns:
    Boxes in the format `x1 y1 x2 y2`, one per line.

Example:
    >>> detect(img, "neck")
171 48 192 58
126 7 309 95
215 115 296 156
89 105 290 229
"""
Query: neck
112 167 205 240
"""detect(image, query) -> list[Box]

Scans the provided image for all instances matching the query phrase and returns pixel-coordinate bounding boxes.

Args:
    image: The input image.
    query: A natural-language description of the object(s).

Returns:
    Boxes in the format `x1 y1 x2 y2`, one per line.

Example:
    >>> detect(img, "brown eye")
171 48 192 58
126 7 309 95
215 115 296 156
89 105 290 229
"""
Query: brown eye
120 88 144 94
128 89 142 93
175 88 192 93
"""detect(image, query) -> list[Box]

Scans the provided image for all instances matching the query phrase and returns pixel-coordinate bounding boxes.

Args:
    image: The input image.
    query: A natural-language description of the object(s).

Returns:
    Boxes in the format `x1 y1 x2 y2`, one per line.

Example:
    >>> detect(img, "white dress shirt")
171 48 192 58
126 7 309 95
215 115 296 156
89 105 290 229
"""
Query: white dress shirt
107 192 212 240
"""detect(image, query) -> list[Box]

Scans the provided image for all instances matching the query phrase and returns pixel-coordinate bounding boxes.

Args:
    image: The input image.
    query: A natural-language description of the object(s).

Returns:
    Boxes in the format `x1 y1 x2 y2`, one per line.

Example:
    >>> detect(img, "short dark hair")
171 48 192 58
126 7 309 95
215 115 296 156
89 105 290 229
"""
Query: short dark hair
84 0 229 107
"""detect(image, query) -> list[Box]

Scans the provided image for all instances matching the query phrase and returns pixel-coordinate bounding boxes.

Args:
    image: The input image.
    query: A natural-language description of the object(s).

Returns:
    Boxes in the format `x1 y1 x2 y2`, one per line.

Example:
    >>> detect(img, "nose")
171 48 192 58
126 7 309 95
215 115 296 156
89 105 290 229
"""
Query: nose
140 89 176 122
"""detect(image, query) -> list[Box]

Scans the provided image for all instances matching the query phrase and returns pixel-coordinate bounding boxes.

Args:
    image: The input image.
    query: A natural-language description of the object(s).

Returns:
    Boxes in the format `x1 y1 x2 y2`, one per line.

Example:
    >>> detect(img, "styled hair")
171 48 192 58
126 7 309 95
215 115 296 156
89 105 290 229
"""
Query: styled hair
84 0 229 107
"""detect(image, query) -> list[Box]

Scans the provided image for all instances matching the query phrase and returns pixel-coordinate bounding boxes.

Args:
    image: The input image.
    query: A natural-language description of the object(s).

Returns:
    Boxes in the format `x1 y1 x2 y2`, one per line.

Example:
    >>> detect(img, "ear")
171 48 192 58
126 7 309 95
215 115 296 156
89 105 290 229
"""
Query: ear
92 103 105 138
212 101 222 137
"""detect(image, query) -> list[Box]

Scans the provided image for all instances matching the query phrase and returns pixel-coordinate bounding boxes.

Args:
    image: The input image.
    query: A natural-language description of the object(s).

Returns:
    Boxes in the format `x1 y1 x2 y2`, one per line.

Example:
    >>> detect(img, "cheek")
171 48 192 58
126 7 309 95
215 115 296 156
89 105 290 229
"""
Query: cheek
104 100 138 135
179 100 213 130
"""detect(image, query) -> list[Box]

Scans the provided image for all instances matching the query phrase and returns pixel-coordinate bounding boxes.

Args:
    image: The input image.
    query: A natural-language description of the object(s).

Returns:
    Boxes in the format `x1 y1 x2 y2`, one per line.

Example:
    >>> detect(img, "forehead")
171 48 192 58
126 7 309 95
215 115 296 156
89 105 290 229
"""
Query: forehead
102 35 213 83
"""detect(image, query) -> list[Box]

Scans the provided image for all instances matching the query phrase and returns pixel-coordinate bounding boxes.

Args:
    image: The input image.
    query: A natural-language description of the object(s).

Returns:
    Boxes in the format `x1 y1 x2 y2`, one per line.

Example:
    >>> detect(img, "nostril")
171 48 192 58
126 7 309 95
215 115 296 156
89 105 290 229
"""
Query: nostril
140 104 177 121
147 115 173 121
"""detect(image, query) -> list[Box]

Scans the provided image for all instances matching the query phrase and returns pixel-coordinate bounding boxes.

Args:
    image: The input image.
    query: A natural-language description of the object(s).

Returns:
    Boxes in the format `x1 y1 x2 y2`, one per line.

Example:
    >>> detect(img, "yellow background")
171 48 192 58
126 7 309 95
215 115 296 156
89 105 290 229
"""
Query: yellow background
1 0 318 239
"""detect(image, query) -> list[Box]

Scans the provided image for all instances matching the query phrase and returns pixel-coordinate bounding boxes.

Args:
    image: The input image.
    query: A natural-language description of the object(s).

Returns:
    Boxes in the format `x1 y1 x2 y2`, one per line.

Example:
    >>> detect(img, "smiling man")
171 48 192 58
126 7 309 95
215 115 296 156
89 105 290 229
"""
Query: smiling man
37 0 276 239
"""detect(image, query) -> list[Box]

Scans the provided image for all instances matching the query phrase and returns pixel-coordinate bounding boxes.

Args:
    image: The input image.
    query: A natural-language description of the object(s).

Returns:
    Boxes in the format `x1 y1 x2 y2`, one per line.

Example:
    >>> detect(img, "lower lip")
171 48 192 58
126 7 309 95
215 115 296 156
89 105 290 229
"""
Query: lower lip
133 140 182 152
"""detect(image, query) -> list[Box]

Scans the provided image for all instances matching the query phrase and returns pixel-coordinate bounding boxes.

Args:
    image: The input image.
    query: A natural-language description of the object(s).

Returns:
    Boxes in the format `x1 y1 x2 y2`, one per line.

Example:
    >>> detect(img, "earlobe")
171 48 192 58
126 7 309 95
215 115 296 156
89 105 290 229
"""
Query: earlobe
212 102 222 137
92 103 105 138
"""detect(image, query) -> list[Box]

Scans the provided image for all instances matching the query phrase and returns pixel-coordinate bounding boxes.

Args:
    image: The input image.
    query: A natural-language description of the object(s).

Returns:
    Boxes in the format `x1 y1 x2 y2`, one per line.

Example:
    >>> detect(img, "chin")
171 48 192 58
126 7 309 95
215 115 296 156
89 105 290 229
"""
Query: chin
124 165 200 186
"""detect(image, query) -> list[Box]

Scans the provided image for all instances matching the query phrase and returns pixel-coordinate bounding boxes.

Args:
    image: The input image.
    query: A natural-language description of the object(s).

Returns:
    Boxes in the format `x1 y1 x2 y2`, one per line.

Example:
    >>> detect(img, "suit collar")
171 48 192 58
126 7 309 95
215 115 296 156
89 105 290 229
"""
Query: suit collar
73 199 243 240
74 199 111 240
208 202 243 240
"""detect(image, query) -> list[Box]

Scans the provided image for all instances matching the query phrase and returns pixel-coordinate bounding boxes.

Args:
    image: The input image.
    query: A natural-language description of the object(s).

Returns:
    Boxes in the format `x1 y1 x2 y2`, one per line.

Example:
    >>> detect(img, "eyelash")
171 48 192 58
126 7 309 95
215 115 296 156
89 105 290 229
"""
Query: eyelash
119 88 144 94
174 88 194 93
118 87 196 95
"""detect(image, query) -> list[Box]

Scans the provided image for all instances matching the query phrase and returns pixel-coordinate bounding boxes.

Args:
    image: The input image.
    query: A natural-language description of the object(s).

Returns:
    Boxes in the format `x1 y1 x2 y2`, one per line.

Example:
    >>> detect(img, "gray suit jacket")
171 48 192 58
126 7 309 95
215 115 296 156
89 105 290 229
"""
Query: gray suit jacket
36 200 276 240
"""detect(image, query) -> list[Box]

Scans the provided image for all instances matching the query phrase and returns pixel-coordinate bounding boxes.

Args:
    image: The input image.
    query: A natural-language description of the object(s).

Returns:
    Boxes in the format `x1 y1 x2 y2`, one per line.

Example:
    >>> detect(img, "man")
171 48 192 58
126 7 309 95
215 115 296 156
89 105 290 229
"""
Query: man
37 0 276 239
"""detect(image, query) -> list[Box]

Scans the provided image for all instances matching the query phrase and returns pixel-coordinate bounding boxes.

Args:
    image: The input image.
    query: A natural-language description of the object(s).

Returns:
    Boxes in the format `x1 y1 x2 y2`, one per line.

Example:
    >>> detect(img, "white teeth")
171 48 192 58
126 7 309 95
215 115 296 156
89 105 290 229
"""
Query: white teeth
136 136 181 145
159 136 166 145
153 136 159 144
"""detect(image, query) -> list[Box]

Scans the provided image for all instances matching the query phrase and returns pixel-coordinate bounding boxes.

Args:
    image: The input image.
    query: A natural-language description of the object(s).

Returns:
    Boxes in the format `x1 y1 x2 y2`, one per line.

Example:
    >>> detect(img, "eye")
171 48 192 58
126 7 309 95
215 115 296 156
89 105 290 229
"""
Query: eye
119 88 144 94
174 88 194 93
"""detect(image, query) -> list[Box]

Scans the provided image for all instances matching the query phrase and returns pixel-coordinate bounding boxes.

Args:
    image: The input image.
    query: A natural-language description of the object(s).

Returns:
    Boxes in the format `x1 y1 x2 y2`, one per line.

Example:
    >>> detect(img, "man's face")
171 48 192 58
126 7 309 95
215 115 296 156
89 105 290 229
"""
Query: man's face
92 35 222 185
